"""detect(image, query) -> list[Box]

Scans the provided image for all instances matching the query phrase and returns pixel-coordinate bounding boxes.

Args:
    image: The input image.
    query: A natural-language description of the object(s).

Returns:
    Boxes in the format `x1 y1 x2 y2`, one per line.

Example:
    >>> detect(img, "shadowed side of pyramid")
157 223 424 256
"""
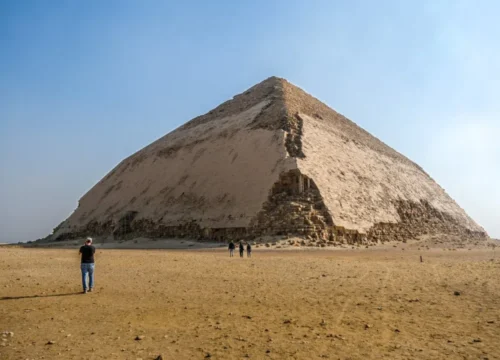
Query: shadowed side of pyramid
50 77 488 245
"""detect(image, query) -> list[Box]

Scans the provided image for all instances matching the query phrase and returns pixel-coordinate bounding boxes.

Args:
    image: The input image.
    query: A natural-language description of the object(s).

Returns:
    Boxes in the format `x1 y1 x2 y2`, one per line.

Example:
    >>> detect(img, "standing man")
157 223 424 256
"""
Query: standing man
239 241 244 258
246 242 252 258
79 237 95 294
228 241 235 257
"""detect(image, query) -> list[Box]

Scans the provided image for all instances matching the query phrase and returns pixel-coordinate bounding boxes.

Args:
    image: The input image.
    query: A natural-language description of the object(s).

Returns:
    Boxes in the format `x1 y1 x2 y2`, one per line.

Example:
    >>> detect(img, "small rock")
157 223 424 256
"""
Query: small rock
154 356 163 360
205 353 212 358
364 324 372 330
454 291 461 296
266 349 271 353
473 338 482 343
394 328 401 333
134 335 144 341
46 341 55 345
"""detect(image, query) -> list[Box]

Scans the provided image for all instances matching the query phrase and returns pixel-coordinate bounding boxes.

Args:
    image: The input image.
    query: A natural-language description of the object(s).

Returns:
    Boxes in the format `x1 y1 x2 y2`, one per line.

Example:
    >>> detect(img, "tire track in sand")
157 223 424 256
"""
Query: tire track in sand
379 264 394 345
335 268 371 326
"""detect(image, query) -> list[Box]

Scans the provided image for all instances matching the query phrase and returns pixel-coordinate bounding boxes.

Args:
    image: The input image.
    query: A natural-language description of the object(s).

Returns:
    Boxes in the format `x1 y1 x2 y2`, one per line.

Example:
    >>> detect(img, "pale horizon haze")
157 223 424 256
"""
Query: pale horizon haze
1 0 499 242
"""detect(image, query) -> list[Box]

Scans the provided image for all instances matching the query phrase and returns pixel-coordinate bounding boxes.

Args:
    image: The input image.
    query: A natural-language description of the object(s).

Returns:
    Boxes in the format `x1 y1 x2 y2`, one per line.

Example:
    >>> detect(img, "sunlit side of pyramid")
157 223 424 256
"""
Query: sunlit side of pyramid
52 77 487 244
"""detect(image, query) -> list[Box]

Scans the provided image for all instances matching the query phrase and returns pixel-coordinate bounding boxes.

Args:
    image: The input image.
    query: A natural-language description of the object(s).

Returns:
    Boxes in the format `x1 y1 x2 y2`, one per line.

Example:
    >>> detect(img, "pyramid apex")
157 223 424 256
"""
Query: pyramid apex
254 75 288 86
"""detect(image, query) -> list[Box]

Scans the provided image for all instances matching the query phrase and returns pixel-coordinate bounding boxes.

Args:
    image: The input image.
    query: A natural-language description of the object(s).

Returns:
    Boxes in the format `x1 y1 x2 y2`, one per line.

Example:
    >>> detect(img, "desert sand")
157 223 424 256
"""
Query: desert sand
1 246 499 359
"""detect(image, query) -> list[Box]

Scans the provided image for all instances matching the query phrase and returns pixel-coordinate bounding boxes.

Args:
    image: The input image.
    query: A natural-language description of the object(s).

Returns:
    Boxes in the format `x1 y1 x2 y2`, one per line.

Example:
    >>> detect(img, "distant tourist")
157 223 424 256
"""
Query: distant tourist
239 241 244 258
246 243 252 258
79 237 95 294
228 241 235 257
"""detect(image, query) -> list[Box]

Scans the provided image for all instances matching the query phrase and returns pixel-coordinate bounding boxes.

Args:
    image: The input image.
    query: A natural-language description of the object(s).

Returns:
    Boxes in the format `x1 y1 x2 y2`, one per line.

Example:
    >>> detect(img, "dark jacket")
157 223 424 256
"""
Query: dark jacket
239 243 244 251
228 242 235 250
246 244 252 252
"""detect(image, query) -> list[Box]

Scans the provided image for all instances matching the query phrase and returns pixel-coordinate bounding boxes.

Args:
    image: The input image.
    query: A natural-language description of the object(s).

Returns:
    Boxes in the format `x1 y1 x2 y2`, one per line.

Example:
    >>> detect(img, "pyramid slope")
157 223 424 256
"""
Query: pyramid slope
297 113 480 233
56 99 294 235
52 77 486 242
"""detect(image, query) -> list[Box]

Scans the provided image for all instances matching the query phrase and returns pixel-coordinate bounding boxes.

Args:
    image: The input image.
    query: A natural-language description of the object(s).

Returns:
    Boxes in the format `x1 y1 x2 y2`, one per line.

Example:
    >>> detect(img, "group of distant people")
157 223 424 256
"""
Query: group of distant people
228 241 252 258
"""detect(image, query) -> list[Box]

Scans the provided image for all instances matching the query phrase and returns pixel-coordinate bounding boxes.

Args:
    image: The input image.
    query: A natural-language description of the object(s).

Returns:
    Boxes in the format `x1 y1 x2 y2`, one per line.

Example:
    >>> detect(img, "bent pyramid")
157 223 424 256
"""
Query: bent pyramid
52 77 487 244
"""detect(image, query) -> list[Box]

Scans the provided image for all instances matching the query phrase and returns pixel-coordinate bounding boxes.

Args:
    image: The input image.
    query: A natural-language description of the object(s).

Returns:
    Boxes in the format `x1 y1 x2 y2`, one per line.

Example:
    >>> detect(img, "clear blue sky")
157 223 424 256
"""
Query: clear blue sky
1 0 499 242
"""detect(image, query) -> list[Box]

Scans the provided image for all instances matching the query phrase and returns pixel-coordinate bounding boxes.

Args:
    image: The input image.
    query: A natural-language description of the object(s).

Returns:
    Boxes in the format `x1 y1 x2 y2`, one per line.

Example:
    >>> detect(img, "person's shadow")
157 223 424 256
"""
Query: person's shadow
0 292 82 300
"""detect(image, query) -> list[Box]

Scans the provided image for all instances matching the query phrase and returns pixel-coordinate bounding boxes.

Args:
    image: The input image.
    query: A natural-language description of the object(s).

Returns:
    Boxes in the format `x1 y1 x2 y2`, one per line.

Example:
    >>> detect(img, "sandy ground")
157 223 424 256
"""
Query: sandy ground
1 247 499 360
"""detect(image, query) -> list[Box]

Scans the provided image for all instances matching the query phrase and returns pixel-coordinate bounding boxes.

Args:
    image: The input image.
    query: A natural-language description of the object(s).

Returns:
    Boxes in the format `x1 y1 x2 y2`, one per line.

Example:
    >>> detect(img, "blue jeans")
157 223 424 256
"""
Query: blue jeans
81 263 95 290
